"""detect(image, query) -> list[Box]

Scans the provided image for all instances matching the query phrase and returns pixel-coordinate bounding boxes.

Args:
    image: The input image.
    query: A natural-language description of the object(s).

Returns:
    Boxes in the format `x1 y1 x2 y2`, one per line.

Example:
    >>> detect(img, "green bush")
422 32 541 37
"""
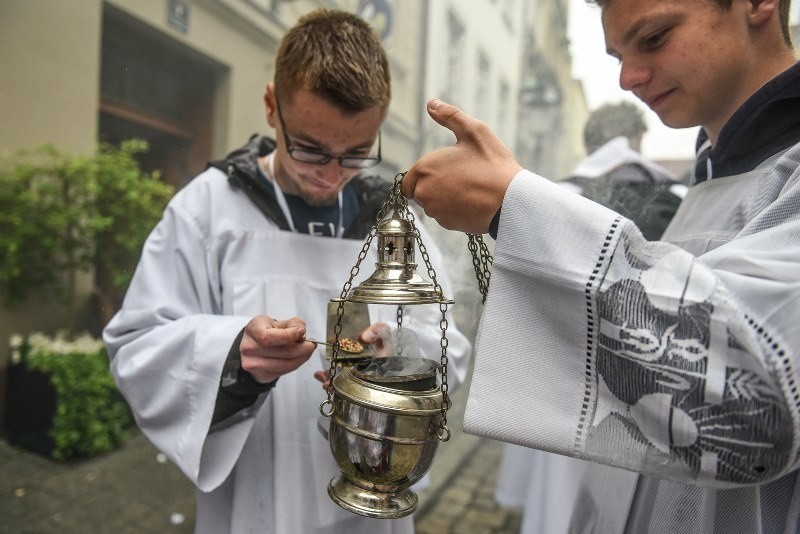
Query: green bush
9 331 132 460
0 140 174 324
90 140 176 323
0 145 97 307
1 141 170 459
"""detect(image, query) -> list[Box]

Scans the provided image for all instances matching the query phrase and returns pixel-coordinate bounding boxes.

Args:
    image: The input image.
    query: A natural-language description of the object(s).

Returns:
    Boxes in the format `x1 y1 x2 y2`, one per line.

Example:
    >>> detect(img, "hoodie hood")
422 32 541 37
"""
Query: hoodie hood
207 134 391 239
695 61 800 182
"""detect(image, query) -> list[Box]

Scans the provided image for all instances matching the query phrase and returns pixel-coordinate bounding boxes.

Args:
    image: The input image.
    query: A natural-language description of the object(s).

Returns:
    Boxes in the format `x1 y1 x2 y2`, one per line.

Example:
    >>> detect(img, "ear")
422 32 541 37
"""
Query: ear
747 0 779 29
264 83 278 129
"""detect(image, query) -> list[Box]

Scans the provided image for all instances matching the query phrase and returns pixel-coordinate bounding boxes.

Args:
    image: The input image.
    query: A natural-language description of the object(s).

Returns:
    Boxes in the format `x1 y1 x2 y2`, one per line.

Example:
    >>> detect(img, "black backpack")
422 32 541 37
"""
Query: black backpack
565 163 682 241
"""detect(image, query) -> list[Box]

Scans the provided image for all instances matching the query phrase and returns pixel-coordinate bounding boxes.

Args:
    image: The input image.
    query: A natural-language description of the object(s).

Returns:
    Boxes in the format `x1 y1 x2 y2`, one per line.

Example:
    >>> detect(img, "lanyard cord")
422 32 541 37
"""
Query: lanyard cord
263 152 344 237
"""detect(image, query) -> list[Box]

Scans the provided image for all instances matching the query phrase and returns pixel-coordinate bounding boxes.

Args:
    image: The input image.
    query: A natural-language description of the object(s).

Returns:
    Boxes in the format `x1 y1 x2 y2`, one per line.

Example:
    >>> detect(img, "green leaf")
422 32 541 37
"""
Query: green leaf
0 140 174 320
21 333 133 460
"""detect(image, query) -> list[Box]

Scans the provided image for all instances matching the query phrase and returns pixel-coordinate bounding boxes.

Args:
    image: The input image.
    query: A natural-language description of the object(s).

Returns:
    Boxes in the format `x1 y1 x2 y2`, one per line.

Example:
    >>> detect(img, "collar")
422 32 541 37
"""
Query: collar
208 134 392 239
257 152 345 237
694 61 800 182
571 136 676 182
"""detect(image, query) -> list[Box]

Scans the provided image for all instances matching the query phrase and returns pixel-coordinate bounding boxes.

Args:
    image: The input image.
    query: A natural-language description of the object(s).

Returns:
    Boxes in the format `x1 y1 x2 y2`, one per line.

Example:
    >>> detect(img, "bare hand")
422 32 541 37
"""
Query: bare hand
403 99 522 234
358 322 392 357
312 322 392 390
240 315 315 384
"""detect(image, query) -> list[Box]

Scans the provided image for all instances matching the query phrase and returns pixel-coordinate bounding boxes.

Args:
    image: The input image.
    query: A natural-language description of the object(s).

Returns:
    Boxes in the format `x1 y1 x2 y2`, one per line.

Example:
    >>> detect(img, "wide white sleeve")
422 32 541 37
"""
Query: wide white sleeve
103 197 254 492
464 169 800 488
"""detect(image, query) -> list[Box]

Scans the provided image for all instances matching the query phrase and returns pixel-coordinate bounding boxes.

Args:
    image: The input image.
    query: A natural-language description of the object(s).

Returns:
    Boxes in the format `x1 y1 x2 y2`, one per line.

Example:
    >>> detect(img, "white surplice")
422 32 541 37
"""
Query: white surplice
465 141 800 533
104 168 471 534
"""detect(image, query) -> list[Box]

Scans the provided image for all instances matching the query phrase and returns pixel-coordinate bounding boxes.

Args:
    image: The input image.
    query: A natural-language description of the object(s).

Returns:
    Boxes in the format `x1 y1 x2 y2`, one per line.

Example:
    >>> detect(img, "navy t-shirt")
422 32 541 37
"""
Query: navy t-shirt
257 164 359 237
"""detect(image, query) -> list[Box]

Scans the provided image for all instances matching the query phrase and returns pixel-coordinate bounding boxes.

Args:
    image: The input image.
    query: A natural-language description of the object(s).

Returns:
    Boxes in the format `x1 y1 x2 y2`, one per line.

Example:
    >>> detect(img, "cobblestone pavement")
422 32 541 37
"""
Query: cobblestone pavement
414 364 524 534
415 439 523 534
1 369 523 533
0 433 522 534
0 430 196 534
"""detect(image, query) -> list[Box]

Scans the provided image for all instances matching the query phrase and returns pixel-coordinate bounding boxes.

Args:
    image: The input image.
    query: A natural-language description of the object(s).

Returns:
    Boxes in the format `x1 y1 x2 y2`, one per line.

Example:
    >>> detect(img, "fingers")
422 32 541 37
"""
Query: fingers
281 316 307 330
402 97 522 233
428 98 501 152
359 322 390 345
357 322 391 356
243 315 306 347
426 98 473 139
313 370 331 391
240 315 312 384
402 99 468 201
401 170 417 200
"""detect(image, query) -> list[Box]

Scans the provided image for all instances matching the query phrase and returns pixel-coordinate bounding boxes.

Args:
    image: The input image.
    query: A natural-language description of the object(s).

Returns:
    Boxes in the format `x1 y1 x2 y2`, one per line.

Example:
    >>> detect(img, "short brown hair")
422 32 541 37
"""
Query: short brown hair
274 9 391 113
586 0 793 46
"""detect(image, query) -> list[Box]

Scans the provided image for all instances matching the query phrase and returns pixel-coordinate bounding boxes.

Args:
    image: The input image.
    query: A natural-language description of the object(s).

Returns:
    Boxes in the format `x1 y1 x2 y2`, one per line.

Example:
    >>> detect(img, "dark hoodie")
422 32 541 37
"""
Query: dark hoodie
694 61 800 183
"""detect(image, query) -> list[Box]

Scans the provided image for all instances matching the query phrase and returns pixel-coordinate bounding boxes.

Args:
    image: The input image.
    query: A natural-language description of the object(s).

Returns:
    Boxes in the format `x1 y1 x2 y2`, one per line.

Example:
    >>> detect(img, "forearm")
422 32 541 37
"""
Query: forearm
211 328 277 427
466 171 799 488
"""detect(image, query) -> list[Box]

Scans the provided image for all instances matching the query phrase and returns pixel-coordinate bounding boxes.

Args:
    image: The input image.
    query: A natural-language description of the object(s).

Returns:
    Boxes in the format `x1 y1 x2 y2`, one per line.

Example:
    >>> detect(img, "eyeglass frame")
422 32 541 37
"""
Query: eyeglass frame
274 92 382 169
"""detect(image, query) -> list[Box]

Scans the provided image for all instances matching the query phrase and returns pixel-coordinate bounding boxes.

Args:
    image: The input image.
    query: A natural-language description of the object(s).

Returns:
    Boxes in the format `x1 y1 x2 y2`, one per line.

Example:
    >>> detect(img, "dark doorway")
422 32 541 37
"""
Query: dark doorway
99 5 226 188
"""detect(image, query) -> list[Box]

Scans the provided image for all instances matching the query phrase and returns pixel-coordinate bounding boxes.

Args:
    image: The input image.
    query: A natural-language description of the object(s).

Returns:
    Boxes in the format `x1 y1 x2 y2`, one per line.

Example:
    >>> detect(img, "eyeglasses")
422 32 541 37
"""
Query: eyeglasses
275 95 381 169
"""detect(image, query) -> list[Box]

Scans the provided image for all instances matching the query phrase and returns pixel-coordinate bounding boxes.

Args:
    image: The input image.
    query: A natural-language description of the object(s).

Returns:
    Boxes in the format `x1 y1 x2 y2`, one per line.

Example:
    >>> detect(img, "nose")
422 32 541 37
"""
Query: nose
619 59 651 92
317 159 345 185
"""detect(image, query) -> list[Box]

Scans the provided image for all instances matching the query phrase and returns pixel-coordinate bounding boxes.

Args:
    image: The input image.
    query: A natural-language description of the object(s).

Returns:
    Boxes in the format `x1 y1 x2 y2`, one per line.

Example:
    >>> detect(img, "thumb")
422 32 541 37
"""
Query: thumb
427 98 474 141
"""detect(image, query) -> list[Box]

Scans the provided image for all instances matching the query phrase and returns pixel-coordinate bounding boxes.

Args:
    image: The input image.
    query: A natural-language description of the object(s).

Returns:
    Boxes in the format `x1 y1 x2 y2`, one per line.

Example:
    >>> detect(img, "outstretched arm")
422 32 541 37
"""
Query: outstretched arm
403 99 522 234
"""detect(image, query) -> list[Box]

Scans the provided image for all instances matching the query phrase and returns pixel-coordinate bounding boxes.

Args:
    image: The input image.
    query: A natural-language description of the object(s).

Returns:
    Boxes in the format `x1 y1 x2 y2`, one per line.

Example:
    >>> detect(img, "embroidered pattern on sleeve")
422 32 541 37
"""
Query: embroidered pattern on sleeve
582 229 793 486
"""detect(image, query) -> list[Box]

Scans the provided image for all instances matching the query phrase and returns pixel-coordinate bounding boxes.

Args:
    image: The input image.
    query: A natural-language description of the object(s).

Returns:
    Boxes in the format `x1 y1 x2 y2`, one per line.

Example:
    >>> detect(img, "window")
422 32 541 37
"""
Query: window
99 5 226 188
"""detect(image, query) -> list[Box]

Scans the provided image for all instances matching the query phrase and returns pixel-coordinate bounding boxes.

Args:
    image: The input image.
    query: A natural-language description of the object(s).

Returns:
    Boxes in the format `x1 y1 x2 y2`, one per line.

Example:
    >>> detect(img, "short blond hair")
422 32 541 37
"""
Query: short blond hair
275 9 391 112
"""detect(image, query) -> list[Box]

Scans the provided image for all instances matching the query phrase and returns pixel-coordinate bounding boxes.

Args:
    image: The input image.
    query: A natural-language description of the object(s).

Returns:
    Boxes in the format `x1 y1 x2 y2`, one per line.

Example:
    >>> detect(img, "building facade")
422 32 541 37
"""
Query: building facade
0 0 586 426
1 0 431 187
516 0 587 180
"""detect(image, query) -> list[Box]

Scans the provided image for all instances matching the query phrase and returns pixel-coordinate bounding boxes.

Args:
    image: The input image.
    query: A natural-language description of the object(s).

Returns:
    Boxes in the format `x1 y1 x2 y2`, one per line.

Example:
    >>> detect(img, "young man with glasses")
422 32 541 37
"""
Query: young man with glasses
103 9 470 534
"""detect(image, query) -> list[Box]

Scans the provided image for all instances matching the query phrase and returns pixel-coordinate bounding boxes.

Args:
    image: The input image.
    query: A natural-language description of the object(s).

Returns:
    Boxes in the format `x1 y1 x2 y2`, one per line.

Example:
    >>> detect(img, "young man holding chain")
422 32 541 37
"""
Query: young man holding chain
404 0 799 531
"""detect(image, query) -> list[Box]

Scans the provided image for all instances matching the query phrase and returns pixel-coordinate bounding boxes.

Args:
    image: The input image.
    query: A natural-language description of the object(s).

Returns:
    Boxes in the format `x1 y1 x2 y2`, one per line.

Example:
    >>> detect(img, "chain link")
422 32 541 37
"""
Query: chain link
322 172 491 442
400 177 454 439
323 183 397 403
467 233 493 304
324 172 412 404
394 305 404 357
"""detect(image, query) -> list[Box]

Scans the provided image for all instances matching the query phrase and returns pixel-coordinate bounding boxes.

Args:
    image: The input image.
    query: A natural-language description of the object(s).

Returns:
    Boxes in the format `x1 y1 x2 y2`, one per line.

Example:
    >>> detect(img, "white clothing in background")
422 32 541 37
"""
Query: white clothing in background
494 444 588 534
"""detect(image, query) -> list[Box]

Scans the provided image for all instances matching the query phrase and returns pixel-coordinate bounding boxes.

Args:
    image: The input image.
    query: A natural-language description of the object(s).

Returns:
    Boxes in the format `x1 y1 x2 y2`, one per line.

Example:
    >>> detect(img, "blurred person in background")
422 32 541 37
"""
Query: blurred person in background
561 101 684 240
103 9 469 534
403 0 800 532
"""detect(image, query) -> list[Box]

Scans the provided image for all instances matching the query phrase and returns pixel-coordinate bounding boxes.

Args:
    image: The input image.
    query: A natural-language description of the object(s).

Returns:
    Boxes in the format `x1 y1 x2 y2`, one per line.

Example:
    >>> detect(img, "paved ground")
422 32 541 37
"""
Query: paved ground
0 372 523 534
413 373 523 534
